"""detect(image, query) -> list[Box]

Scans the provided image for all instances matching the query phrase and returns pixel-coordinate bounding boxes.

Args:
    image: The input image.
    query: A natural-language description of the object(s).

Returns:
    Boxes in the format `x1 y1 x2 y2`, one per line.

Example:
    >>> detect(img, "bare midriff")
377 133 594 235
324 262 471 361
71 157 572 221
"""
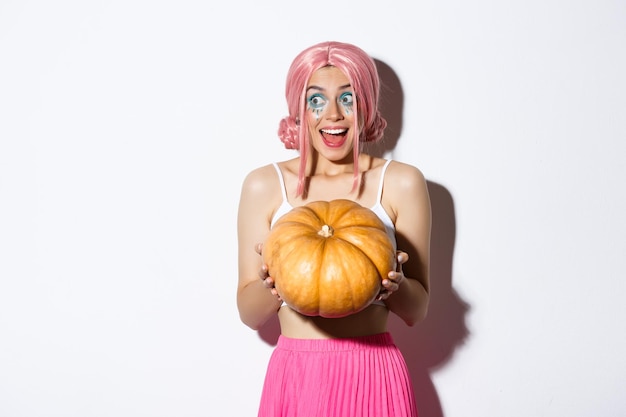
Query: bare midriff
277 304 390 339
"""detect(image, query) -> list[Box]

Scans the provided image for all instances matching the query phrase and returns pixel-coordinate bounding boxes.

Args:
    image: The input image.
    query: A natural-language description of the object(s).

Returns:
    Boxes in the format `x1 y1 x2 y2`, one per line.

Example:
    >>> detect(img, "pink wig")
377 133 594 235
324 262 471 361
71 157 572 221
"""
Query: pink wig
277 41 387 196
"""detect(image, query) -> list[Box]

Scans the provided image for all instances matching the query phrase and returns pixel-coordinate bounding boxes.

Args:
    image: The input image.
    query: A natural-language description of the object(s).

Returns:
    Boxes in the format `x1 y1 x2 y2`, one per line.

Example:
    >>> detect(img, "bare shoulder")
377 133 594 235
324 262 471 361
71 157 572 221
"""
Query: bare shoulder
238 161 291 227
241 164 282 205
381 160 430 219
386 160 428 192
240 163 279 198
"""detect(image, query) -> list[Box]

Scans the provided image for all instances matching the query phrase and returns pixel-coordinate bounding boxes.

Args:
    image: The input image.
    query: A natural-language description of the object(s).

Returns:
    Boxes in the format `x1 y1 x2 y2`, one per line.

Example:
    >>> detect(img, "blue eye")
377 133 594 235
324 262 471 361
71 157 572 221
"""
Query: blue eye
307 93 327 109
339 92 354 107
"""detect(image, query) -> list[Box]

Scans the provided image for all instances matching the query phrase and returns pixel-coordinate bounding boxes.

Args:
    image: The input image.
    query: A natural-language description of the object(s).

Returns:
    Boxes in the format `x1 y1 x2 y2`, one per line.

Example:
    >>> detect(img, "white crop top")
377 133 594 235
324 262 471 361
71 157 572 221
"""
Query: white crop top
271 159 397 310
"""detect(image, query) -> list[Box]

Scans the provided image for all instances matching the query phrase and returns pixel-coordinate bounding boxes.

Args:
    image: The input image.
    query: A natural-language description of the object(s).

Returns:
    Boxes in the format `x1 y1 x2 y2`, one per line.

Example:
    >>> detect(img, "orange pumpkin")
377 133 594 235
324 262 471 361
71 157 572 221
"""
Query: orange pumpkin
263 199 396 318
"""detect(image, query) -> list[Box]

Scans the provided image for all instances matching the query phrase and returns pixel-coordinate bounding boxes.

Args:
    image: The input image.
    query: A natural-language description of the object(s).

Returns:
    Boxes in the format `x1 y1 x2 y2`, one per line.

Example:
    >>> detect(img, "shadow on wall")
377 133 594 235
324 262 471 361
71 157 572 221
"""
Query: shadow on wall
374 58 471 417
257 59 471 417
388 181 469 417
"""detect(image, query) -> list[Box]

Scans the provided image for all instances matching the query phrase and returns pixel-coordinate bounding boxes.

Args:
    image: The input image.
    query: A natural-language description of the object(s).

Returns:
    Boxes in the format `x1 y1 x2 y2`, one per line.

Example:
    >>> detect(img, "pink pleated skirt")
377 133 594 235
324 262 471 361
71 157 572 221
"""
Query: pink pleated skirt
258 332 417 417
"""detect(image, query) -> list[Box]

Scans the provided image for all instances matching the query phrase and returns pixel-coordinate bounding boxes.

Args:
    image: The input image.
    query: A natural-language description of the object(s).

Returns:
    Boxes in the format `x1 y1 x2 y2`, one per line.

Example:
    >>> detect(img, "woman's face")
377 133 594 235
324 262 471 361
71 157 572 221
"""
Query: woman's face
305 66 356 161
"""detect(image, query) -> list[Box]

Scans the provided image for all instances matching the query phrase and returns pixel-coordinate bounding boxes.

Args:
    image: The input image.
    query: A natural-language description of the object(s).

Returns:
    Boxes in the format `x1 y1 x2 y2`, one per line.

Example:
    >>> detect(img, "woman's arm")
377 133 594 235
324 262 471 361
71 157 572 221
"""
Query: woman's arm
236 166 282 330
383 162 432 326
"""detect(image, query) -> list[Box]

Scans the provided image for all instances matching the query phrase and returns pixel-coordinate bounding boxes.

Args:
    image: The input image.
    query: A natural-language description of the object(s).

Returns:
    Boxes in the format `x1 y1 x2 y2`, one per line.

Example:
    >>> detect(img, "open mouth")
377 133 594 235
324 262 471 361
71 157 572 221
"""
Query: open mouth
320 128 348 148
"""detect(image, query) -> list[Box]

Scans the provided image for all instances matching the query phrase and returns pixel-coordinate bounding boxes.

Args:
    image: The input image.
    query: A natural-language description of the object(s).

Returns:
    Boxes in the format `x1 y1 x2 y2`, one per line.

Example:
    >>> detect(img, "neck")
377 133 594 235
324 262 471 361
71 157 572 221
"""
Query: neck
305 153 372 177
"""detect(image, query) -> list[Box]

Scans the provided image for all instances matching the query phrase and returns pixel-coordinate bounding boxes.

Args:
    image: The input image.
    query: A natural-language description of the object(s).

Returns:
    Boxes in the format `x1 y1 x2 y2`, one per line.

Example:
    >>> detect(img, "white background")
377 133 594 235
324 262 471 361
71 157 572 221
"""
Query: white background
1 1 625 416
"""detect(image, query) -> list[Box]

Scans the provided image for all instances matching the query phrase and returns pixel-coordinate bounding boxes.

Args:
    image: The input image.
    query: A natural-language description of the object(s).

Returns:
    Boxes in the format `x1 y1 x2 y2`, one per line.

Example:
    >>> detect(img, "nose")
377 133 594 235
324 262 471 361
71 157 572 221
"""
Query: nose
325 98 345 121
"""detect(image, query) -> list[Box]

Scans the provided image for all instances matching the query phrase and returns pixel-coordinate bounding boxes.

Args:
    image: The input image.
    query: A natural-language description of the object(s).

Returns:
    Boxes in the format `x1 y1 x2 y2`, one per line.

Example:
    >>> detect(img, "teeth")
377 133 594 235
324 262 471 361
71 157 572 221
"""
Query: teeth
321 128 347 135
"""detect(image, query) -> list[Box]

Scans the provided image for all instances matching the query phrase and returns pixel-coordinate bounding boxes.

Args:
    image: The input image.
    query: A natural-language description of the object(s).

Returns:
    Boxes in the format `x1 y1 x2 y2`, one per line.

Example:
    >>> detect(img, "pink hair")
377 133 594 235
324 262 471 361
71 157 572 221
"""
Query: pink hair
277 41 387 196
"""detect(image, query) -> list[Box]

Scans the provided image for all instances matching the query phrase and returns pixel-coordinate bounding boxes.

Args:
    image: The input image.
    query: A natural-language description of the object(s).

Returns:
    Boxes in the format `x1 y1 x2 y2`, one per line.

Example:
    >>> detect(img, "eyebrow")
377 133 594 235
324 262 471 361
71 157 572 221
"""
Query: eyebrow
306 83 352 93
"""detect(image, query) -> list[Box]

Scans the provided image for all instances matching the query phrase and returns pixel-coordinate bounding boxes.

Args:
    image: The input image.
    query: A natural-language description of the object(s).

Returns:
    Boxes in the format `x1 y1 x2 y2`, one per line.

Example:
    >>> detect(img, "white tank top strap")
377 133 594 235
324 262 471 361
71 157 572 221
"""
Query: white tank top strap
271 163 294 227
376 159 393 203
272 163 288 201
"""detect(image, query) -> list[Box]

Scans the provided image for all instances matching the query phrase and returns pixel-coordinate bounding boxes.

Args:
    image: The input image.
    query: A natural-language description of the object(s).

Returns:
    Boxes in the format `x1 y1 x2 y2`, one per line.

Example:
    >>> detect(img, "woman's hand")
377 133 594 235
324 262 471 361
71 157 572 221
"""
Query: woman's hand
377 251 408 301
255 243 282 300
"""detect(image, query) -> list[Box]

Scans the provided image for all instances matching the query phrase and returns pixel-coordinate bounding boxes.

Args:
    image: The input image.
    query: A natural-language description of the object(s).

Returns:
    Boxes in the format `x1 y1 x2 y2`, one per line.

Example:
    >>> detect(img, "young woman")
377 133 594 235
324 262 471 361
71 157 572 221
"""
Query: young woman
237 41 431 417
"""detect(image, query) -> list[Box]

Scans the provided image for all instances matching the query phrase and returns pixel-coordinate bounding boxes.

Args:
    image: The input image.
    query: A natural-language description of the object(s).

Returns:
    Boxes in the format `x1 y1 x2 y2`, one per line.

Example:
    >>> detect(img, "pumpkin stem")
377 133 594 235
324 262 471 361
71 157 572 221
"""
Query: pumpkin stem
318 224 334 238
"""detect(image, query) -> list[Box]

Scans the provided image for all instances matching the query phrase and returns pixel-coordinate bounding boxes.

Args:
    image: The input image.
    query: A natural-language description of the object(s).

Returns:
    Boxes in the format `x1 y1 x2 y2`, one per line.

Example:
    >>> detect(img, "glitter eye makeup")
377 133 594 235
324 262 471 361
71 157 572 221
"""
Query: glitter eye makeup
307 93 327 119
339 92 354 115
306 90 354 119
